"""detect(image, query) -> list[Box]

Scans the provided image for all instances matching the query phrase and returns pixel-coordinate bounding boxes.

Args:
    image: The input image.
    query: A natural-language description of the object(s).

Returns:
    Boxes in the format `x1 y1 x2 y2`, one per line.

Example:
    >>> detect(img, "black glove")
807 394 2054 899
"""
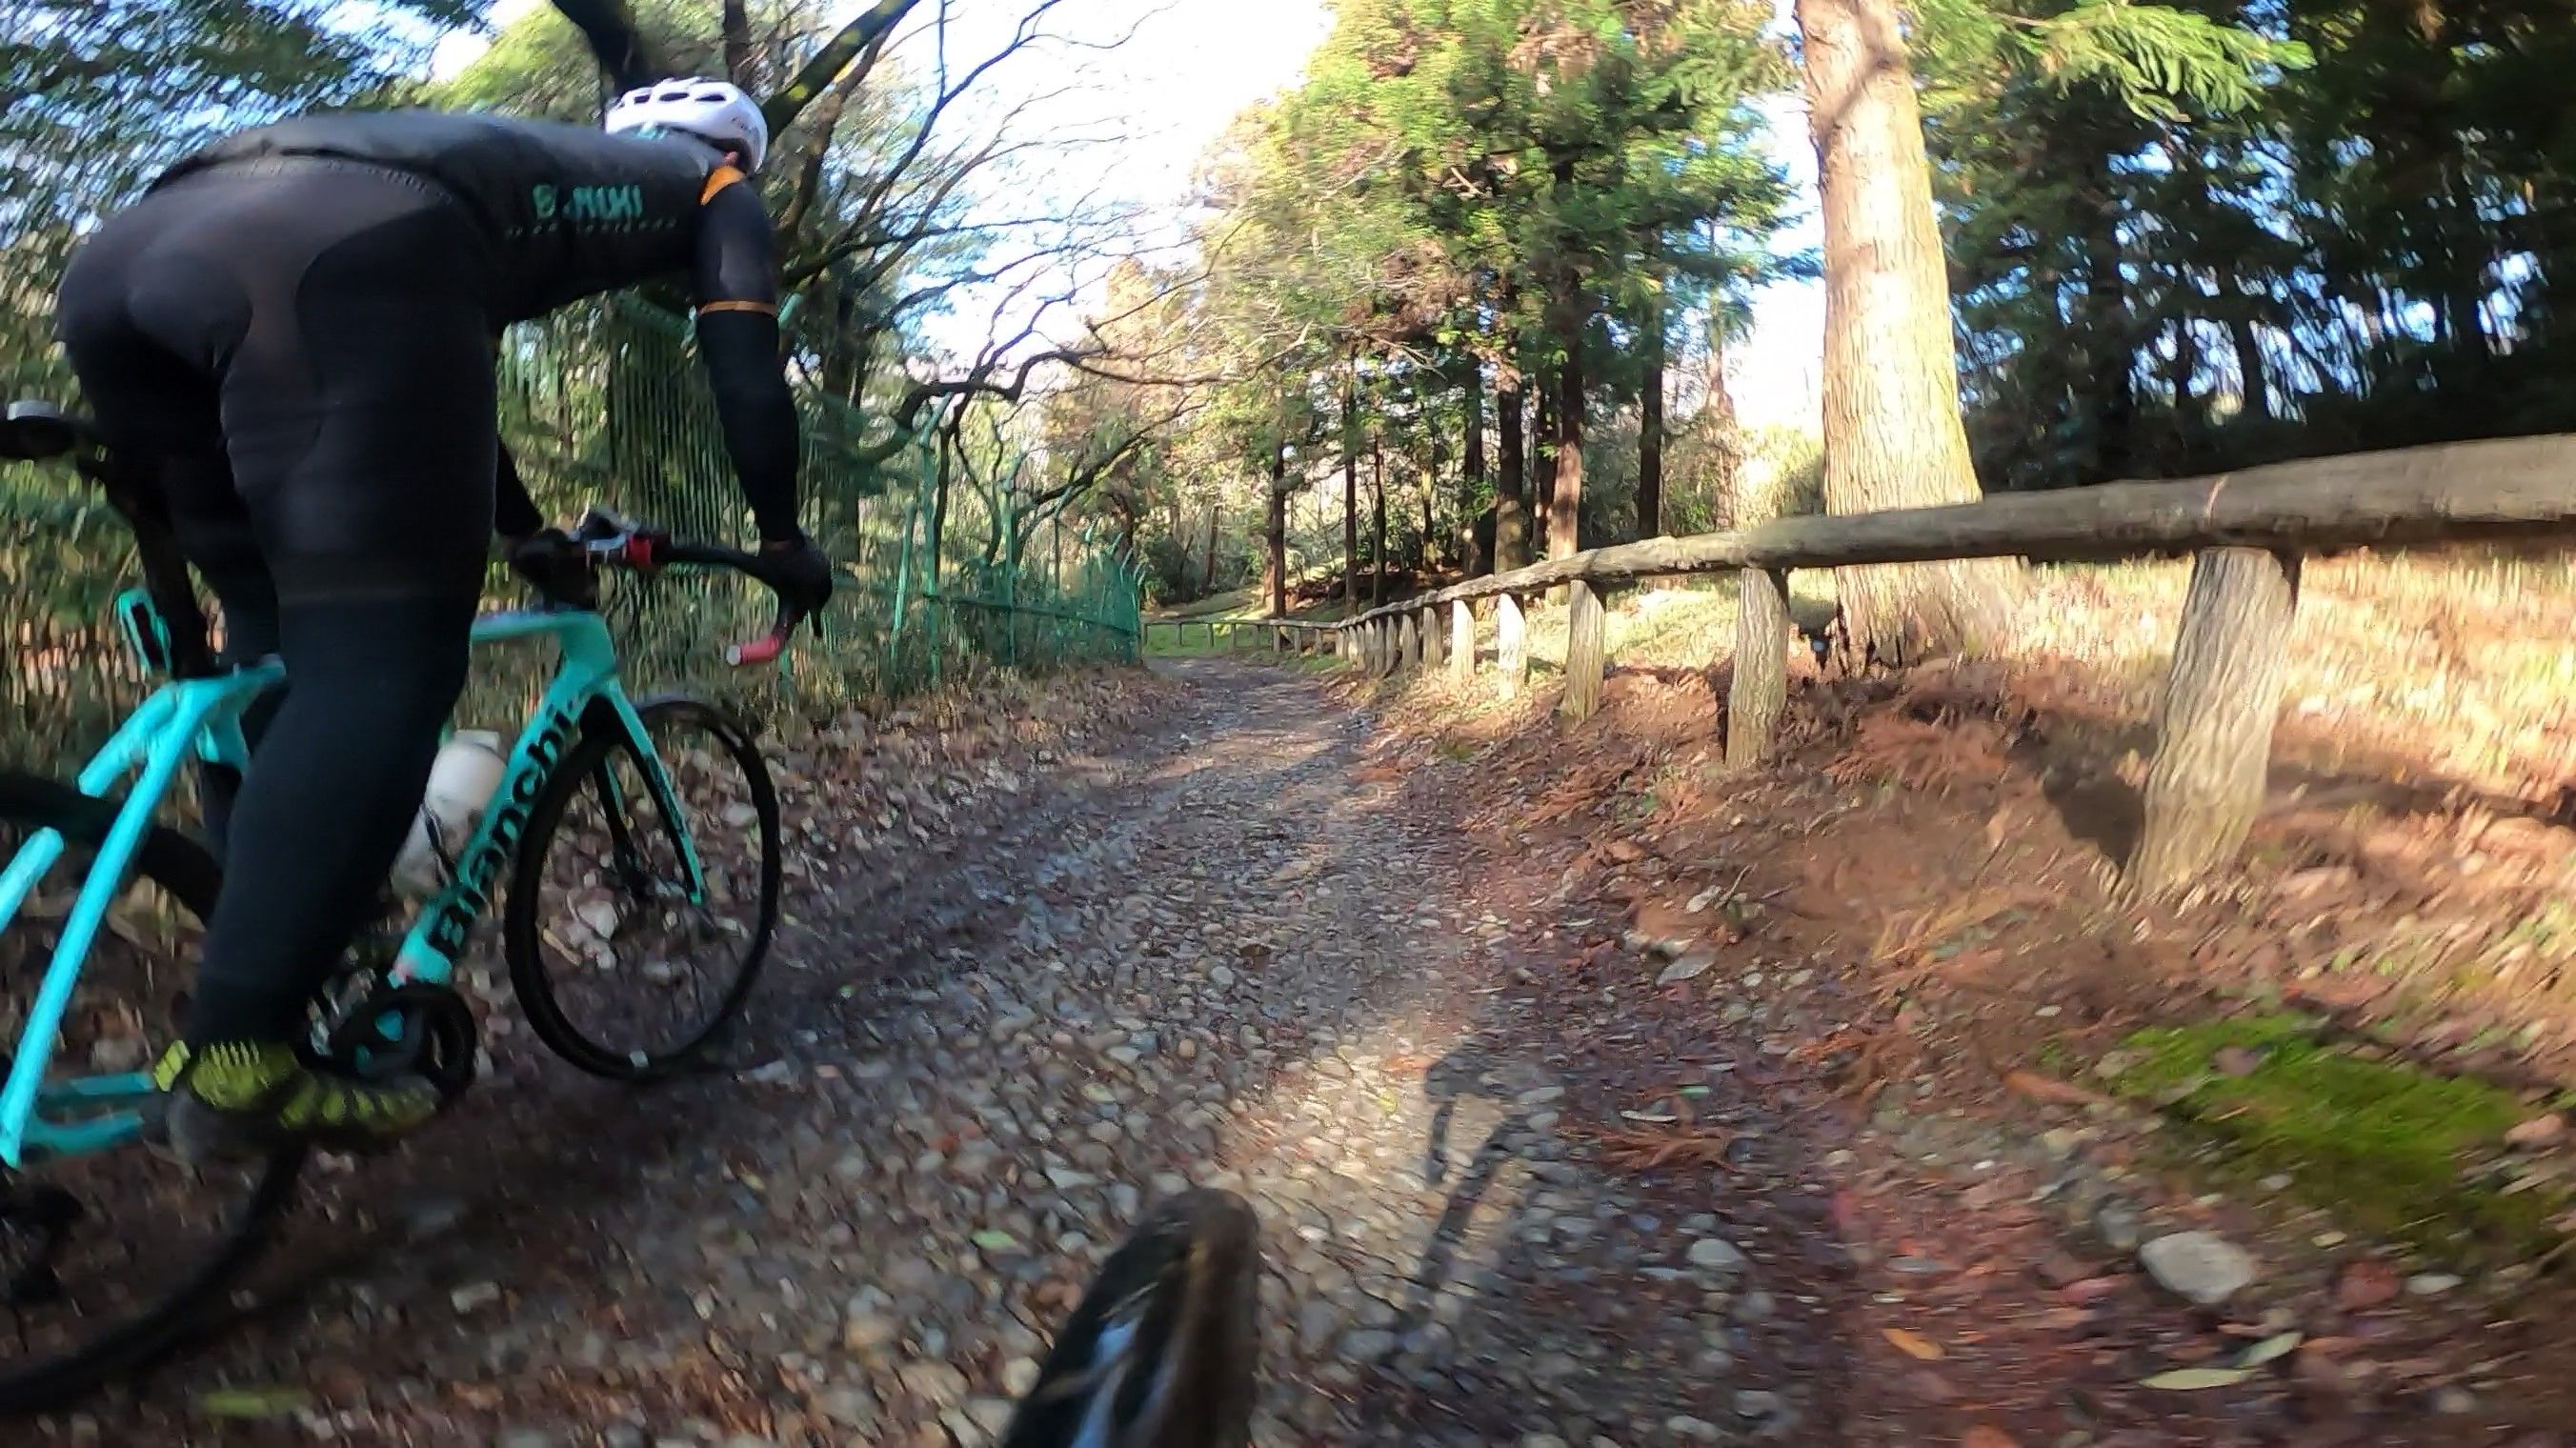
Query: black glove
509 527 595 609
759 533 835 622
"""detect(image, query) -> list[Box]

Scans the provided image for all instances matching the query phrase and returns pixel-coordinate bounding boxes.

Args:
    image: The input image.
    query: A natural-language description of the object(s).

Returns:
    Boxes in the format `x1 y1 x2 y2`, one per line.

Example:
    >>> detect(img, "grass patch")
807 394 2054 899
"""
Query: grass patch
2102 1014 2563 1257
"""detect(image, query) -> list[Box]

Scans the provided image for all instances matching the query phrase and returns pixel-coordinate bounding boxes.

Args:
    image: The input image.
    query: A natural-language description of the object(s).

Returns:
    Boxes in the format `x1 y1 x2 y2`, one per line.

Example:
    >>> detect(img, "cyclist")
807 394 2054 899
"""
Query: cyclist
50 81 834 1163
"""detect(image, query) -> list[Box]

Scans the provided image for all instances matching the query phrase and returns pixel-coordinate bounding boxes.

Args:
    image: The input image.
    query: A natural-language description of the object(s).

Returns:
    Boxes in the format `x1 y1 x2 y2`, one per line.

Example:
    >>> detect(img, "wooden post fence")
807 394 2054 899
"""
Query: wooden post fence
1495 593 1527 697
1223 432 2576 894
1560 582 1605 720
1728 569 1789 770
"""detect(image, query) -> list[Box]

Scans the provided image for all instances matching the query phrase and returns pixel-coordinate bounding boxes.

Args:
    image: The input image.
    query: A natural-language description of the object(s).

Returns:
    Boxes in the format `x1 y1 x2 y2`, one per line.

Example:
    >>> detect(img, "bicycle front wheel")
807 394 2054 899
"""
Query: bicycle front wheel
1001 1188 1262 1448
0 773 302 1412
504 697 780 1080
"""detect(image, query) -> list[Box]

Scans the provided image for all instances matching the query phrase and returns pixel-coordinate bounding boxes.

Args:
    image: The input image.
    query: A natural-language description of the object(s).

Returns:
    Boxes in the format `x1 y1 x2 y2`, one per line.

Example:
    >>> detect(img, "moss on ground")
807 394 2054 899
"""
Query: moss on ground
2103 1015 2562 1257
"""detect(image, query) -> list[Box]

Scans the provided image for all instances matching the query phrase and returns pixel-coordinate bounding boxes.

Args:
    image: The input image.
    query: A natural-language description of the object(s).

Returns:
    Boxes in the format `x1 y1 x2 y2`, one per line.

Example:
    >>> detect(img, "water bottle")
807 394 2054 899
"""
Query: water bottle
392 730 507 896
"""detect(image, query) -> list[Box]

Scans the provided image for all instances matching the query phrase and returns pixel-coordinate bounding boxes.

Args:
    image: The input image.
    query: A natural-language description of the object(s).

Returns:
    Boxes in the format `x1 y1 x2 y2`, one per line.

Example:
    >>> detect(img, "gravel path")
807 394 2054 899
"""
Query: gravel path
48 659 1827 1446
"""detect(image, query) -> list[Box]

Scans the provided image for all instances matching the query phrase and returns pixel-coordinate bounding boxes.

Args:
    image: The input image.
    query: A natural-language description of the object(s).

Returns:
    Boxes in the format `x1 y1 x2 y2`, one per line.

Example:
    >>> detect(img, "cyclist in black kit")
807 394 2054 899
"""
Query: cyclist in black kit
52 80 834 1162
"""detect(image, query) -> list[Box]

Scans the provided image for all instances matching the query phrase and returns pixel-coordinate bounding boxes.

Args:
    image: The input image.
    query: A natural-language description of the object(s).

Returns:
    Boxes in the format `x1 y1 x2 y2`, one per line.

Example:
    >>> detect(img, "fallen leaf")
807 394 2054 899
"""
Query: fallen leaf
2141 1367 2253 1390
2035 1250 2095 1288
1882 1327 1945 1360
2336 1259 2402 1311
1902 1368 1957 1403
970 1229 1021 1252
196 1387 313 1419
2212 1046 2265 1076
2057 1276 2124 1304
1963 1428 2020 1448
1603 839 1644 863
2506 1114 2566 1150
2238 1332 2304 1368
2005 1070 2113 1109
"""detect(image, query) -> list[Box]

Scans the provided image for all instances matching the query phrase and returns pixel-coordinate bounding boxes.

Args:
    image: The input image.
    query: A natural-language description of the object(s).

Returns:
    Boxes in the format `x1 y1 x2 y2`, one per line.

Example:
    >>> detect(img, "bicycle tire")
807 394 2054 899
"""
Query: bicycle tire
504 696 780 1080
0 771 303 1414
1001 1188 1262 1448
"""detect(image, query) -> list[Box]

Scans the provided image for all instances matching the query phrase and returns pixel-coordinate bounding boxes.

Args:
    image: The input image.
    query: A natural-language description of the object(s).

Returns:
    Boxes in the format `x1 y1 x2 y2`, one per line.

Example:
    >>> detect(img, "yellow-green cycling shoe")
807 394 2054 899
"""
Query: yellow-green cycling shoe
151 1041 441 1164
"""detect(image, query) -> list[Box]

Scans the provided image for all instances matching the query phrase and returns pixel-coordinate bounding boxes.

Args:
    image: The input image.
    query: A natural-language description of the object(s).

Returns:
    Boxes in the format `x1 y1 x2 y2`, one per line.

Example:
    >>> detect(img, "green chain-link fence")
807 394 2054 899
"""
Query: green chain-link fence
1 297 1144 774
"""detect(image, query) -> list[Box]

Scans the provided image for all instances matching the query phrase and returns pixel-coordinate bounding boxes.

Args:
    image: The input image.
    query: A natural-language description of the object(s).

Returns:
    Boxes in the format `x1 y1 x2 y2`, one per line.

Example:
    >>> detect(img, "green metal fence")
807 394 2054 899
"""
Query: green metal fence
1 297 1144 774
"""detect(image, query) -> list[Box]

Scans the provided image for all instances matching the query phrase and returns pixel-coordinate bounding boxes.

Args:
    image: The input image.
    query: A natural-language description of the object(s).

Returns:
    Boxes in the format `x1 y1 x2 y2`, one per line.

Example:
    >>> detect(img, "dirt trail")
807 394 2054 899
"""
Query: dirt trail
40 659 2548 1446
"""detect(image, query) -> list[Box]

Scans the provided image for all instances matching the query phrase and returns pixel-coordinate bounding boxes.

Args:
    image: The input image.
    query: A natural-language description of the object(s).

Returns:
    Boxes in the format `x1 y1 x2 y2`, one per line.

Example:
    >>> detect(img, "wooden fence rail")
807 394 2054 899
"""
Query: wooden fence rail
1222 433 2576 895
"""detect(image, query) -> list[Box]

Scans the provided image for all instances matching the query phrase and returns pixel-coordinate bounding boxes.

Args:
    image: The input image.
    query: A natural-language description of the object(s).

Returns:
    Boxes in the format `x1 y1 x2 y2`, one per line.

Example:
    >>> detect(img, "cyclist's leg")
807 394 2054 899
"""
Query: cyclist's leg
66 167 497 1156
57 213 281 854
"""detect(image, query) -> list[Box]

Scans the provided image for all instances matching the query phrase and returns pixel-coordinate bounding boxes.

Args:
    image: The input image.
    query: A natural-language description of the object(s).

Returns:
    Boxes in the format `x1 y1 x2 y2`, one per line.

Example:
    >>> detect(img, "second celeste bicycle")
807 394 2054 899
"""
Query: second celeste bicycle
0 399 803 1407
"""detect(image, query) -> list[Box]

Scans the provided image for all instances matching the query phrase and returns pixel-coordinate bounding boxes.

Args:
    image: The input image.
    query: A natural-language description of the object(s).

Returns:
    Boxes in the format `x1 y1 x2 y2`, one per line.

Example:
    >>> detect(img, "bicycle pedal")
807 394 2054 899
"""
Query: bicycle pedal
316 982 479 1104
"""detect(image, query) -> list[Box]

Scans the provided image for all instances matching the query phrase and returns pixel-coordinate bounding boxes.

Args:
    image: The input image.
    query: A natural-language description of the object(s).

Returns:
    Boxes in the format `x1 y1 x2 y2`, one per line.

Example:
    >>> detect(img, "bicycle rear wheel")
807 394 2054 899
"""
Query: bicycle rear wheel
1001 1188 1262 1448
0 773 302 1412
504 697 780 1080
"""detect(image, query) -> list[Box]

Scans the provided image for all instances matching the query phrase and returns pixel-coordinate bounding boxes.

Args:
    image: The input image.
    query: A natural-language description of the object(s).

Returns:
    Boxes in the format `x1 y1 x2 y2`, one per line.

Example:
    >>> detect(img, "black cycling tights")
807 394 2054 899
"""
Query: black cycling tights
56 159 497 1046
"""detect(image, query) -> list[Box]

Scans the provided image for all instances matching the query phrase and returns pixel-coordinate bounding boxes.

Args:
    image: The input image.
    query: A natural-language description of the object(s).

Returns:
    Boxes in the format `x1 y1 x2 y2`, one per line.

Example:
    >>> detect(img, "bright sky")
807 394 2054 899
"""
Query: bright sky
433 0 1824 427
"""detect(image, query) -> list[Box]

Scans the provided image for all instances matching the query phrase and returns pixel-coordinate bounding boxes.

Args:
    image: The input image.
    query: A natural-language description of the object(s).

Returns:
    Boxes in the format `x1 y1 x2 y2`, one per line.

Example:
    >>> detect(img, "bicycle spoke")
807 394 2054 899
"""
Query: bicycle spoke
0 799 299 1406
510 703 774 1079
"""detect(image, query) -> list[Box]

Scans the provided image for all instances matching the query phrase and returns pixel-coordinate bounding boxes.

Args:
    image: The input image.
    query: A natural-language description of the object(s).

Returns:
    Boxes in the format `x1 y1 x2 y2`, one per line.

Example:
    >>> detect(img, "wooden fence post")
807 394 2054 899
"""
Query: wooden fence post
1450 599 1474 681
1421 605 1445 670
1560 581 1606 720
1495 593 1527 696
2126 548 2302 895
1399 612 1421 670
1727 568 1790 769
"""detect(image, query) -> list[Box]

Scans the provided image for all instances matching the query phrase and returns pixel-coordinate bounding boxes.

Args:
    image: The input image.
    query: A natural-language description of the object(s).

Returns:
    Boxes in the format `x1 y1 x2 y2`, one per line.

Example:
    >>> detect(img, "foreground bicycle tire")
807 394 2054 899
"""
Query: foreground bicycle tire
1002 1188 1261 1448
504 696 780 1080
0 773 304 1414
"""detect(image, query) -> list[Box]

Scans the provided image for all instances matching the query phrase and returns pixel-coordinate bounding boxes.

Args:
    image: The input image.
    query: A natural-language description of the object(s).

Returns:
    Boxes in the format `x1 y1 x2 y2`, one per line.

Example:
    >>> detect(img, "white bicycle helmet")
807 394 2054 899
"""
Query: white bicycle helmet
605 77 769 171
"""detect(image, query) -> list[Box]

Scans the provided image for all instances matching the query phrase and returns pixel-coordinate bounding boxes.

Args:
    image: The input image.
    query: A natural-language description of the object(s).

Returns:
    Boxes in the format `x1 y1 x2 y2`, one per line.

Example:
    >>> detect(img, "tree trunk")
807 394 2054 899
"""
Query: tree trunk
1461 362 1488 573
1371 433 1388 607
1264 443 1288 618
2126 548 2301 895
1706 321 1748 526
1550 332 1586 561
1495 370 1530 571
1419 484 1436 571
1529 377 1555 558
1798 0 2019 665
1343 365 1360 616
721 0 752 83
2079 182 2135 482
2166 317 2202 433
2227 311 2271 423
1202 505 1220 598
1639 278 1665 539
1728 569 1789 768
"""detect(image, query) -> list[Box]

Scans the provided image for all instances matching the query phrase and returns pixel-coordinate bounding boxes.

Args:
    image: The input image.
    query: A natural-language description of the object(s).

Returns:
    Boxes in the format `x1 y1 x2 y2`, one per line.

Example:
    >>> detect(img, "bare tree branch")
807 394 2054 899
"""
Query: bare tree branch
549 0 663 90
721 0 752 84
762 0 922 139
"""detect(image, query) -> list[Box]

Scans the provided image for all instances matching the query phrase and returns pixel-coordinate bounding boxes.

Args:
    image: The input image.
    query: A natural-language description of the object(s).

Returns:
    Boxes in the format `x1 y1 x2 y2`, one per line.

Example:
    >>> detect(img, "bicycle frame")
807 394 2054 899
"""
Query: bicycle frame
0 602 709 1168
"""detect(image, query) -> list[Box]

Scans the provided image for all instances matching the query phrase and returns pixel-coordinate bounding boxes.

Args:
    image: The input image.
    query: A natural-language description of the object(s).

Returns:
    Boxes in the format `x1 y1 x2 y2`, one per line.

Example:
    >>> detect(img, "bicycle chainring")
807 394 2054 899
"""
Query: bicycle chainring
315 982 480 1105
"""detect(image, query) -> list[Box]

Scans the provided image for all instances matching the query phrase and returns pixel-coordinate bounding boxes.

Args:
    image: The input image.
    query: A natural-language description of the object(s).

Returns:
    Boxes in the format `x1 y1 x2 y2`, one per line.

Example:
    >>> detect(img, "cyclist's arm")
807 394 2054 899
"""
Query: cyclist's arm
691 168 802 546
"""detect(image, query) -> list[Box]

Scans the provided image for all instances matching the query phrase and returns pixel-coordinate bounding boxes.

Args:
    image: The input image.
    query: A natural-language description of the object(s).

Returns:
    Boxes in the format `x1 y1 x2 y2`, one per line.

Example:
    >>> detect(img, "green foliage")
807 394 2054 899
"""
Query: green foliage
1922 0 2310 121
433 0 720 119
1936 0 2576 493
2102 1015 2561 1256
1165 0 1800 588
